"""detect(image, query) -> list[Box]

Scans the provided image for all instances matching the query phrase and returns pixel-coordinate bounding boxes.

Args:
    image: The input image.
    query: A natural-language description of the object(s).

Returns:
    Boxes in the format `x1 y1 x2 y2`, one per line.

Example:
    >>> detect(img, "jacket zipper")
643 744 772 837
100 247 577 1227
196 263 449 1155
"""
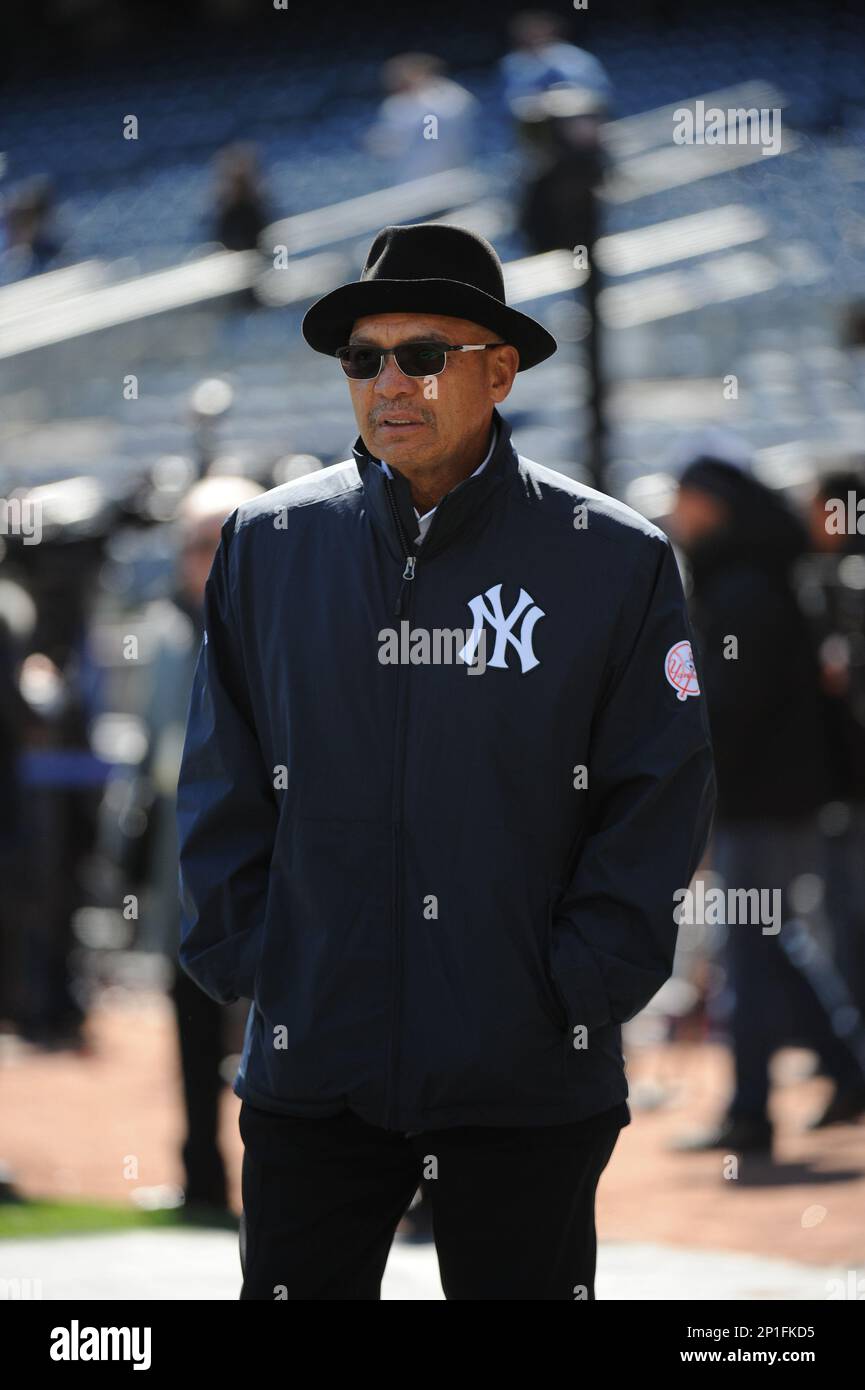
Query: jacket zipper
384 477 417 615
383 476 417 1128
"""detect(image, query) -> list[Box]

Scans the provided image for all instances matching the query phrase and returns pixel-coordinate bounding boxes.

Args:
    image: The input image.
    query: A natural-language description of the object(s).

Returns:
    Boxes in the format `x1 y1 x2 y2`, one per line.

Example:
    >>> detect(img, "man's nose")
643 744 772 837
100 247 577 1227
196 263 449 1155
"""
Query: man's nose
374 353 418 395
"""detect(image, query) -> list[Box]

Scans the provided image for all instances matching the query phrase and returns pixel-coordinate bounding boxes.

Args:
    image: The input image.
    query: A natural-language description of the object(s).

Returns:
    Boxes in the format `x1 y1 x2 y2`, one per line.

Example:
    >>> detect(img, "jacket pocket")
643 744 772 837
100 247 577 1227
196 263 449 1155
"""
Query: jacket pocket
251 935 264 1006
539 891 570 1034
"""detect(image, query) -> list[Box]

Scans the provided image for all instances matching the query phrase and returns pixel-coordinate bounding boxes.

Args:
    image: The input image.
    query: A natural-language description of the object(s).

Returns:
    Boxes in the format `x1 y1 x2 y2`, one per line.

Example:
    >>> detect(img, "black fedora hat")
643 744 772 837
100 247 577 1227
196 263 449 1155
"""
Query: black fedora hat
301 222 557 371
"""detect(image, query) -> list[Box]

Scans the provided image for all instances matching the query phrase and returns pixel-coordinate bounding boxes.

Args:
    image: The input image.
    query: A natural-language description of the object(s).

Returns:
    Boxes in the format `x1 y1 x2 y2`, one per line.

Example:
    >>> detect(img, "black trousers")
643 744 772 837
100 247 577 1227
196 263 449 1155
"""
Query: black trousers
170 964 228 1207
238 1100 622 1300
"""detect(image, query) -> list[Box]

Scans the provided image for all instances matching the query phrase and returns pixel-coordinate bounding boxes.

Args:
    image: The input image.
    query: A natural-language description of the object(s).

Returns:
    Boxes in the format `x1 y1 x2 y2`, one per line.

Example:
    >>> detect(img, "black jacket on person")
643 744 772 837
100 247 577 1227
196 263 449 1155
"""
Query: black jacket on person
680 459 830 825
176 408 716 1132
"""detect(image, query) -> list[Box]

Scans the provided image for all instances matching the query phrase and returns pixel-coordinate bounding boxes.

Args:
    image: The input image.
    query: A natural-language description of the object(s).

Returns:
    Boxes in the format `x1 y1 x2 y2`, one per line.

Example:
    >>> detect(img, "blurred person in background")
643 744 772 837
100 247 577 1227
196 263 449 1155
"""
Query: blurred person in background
501 7 610 255
0 578 36 1204
501 10 611 487
209 144 272 313
501 9 613 114
211 143 271 254
0 579 37 1034
803 470 865 1025
670 457 865 1156
365 53 480 177
1 176 64 278
6 509 110 1053
139 474 262 1221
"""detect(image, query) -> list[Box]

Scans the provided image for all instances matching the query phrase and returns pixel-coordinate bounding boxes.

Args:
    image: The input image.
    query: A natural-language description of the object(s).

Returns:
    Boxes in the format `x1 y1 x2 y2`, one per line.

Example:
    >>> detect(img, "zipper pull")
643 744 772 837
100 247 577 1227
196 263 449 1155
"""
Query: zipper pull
394 554 416 616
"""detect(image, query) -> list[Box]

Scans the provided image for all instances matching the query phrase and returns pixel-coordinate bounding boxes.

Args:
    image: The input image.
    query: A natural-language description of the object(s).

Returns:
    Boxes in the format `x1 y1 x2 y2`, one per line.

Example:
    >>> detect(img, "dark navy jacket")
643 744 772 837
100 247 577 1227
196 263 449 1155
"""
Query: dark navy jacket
177 408 716 1132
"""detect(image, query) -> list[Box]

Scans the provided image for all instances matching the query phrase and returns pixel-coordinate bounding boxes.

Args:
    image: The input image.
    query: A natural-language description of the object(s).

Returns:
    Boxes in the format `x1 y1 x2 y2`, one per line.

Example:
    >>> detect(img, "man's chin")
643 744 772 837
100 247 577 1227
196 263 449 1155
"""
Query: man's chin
367 427 434 467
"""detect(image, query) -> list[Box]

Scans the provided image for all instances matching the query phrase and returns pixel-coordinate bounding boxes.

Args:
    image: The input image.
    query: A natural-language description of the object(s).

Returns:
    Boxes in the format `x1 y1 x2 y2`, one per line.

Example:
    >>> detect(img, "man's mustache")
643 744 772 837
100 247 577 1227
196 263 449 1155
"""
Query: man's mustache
369 407 435 426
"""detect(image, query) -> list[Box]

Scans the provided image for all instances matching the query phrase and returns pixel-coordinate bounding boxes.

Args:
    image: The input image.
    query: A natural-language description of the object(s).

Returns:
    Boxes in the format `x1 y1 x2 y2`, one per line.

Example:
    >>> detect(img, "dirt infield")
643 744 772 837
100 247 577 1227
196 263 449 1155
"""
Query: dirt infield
3 993 864 1268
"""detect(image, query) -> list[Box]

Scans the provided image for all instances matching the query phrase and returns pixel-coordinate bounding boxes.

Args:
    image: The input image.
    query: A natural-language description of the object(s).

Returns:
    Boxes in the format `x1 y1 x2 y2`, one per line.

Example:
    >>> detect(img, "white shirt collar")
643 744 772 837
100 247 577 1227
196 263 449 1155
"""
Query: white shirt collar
377 420 498 544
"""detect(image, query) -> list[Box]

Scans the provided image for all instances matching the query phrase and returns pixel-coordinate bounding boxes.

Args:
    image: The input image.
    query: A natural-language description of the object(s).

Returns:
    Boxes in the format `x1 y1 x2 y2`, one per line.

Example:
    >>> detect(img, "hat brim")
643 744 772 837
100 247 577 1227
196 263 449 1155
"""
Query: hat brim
301 278 557 371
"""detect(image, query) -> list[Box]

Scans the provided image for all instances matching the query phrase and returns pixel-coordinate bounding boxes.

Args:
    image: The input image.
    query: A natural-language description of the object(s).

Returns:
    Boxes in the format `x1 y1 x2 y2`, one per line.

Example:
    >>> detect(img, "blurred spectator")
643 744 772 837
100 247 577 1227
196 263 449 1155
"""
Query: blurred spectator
3 512 111 1053
669 457 865 1155
1 176 63 277
0 580 37 1031
801 470 865 1025
501 10 609 255
501 11 610 486
211 143 270 253
501 9 613 114
365 53 479 176
138 475 262 1220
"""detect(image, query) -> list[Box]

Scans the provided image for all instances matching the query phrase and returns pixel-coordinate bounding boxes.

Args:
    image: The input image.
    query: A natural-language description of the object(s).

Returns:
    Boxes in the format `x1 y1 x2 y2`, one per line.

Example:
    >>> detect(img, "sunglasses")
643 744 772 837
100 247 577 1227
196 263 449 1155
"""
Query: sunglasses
336 340 508 381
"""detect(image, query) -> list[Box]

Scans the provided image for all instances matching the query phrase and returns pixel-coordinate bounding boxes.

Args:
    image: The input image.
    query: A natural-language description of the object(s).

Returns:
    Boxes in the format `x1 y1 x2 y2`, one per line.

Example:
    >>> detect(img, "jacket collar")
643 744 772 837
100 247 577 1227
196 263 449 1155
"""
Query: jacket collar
352 406 518 562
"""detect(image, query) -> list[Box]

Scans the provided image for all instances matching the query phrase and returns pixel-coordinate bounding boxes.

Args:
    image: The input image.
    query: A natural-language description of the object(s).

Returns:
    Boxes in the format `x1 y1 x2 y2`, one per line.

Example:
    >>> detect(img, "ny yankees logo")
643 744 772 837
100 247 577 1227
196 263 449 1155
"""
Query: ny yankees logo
459 583 545 673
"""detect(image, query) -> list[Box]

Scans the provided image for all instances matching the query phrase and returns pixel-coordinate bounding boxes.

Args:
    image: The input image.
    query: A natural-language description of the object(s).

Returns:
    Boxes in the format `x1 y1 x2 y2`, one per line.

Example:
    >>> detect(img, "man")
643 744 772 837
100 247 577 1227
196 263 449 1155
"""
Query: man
804 472 865 1074
669 457 865 1156
140 476 262 1217
366 53 479 178
177 222 716 1300
501 10 613 113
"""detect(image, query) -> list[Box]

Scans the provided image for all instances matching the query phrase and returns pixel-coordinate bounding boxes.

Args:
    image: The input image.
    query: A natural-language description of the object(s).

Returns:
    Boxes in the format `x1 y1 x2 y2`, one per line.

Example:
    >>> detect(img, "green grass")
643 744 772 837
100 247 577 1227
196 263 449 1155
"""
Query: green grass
0 1201 236 1239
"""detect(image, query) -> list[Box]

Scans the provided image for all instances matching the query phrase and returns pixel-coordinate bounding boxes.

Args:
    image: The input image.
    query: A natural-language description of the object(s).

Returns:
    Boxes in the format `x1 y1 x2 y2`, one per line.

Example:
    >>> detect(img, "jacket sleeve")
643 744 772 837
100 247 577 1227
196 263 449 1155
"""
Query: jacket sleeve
549 533 717 1034
176 515 278 1004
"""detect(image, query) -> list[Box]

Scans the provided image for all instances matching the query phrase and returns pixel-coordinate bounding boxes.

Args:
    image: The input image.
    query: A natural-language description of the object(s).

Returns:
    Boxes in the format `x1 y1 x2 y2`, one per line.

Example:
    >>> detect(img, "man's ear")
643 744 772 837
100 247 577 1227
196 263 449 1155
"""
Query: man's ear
489 345 519 402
